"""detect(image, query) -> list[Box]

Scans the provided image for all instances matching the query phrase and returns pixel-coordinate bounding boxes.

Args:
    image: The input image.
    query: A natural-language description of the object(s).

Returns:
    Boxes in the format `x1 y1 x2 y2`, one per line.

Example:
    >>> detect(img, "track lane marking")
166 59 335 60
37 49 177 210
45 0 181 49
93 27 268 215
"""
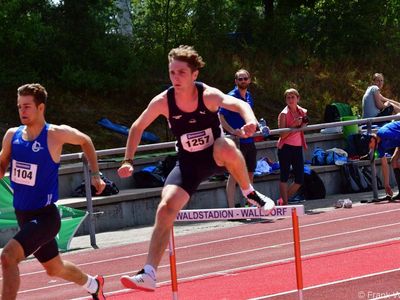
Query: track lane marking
249 268 400 299
17 237 400 296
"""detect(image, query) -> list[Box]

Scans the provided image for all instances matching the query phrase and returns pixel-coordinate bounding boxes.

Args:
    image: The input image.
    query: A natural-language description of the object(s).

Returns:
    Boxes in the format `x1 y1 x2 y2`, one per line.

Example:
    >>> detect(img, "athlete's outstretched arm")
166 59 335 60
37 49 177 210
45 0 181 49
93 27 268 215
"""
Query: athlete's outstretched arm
52 125 105 194
204 86 257 137
118 95 167 178
204 85 257 124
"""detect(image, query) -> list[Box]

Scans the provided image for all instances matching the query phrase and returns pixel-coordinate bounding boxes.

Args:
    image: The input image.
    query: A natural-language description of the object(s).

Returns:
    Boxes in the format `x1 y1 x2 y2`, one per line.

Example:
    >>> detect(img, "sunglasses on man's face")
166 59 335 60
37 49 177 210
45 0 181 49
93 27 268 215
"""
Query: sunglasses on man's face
237 77 249 82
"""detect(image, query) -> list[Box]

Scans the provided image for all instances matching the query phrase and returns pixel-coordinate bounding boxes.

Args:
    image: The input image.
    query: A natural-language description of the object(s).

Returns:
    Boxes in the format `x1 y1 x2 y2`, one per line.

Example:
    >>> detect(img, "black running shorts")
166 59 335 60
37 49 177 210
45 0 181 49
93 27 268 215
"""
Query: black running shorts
165 147 225 196
239 142 257 173
14 204 61 263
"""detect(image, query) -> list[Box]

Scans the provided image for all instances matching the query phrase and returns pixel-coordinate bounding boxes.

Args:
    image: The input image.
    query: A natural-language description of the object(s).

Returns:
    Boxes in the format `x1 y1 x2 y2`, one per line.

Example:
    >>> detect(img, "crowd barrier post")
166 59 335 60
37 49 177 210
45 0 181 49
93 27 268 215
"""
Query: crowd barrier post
82 155 98 249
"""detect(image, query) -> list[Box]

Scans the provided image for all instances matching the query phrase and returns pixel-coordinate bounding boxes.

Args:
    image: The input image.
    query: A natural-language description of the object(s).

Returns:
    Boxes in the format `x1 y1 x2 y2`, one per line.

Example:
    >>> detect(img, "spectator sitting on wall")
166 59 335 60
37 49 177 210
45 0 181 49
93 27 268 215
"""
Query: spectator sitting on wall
362 73 400 119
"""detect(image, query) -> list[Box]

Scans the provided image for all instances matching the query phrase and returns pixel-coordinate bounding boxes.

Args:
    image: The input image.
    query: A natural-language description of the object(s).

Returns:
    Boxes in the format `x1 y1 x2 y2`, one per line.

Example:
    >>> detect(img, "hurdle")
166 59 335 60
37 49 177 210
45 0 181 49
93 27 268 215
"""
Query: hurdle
168 205 305 300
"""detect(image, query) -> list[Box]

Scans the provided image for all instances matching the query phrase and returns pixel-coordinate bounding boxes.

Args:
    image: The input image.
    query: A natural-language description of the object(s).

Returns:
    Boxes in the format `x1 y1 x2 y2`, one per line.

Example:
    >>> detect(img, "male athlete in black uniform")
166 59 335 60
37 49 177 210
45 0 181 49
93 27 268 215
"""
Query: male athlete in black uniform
117 45 275 291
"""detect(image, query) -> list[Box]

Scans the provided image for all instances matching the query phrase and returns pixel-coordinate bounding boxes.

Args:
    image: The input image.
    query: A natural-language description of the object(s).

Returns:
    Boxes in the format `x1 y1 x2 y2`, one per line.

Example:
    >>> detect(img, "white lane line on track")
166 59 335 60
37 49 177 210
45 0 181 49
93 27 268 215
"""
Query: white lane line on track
14 208 400 295
18 236 400 296
248 268 400 299
71 248 400 300
20 207 400 273
14 219 400 280
173 207 400 251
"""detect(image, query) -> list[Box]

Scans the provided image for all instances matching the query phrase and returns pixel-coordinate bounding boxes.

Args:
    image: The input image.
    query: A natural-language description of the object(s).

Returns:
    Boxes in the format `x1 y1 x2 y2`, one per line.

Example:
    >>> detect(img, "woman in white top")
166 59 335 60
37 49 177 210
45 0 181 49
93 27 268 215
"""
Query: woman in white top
362 73 400 118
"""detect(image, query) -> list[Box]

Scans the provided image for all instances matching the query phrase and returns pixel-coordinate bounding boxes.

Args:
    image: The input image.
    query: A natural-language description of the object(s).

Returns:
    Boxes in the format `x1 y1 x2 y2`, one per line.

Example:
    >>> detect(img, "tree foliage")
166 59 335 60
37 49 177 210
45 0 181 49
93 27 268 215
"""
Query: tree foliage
1 0 400 148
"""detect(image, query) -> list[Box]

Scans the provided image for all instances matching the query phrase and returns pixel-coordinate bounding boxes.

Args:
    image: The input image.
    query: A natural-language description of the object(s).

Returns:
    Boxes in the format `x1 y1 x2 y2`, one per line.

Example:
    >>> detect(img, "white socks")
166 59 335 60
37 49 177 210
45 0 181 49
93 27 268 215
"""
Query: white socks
84 275 98 294
144 264 157 281
241 184 255 198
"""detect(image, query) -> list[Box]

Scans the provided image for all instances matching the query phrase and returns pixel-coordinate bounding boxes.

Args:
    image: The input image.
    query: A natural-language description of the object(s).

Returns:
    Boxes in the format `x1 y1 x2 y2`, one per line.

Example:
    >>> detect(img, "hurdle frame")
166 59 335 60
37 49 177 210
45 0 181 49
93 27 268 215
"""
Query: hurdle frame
168 205 305 300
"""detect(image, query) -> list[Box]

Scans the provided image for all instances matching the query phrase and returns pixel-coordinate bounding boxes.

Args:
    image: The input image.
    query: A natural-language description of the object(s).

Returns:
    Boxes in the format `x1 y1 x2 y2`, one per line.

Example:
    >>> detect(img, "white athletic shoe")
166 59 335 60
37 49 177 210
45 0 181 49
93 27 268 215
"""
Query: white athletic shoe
246 191 275 212
120 269 156 292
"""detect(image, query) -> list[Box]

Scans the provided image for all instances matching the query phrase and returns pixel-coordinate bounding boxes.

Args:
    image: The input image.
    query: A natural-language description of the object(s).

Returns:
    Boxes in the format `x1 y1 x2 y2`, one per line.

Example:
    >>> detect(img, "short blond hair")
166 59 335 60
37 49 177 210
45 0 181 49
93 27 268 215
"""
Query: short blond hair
168 45 205 71
372 73 384 81
284 88 300 98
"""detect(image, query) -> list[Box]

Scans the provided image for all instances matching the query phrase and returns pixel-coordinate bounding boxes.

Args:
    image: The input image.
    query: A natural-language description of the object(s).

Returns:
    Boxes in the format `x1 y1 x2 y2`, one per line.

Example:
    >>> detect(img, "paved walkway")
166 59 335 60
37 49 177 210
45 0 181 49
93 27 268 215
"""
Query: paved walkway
68 188 398 252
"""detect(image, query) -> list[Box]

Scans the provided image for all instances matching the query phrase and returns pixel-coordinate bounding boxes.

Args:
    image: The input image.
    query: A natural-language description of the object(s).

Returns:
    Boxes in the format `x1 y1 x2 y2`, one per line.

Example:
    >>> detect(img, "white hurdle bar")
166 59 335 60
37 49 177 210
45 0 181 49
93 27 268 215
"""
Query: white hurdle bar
168 205 305 300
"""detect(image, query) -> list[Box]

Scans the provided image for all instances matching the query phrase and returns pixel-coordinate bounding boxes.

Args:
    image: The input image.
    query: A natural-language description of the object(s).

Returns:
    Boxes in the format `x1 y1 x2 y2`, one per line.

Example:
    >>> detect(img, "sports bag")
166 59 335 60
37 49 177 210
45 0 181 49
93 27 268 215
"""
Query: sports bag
74 173 119 196
311 147 327 166
302 170 326 200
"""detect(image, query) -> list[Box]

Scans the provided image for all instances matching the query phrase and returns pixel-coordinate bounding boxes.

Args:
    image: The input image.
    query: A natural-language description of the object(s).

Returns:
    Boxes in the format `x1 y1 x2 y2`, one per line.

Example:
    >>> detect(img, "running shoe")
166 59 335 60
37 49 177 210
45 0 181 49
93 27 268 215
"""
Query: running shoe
390 193 400 201
91 275 105 300
335 199 345 208
335 199 352 208
343 199 352 208
246 191 275 212
120 269 156 292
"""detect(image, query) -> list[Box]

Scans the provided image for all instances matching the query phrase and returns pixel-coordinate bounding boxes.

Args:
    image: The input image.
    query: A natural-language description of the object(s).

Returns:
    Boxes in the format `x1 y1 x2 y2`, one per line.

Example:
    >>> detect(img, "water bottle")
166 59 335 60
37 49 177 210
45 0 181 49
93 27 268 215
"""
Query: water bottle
258 118 269 137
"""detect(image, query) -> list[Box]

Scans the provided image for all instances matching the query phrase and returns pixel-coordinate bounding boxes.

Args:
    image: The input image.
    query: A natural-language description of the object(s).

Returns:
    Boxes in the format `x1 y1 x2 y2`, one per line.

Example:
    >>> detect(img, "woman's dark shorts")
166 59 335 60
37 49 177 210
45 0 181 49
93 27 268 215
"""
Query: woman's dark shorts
277 144 304 184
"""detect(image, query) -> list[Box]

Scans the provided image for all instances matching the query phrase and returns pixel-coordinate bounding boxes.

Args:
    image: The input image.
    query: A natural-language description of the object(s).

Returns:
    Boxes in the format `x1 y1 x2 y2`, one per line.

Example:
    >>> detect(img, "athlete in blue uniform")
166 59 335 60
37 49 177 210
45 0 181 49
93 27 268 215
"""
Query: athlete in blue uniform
367 120 400 201
0 83 106 300
117 45 275 292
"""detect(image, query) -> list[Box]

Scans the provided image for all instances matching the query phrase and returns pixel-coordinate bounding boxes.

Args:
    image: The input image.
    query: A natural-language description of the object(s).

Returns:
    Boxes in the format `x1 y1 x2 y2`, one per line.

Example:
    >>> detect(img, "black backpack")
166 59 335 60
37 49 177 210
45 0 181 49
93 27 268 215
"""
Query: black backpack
360 165 384 190
74 173 119 197
340 163 376 193
132 155 178 188
302 170 326 200
159 154 178 178
346 133 371 157
324 102 353 123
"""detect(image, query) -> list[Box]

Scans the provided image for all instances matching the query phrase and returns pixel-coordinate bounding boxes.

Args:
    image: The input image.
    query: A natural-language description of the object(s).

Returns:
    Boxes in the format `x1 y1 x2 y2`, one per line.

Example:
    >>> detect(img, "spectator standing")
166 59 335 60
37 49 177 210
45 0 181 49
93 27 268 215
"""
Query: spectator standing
362 73 400 118
0 83 106 300
277 88 308 205
219 69 261 208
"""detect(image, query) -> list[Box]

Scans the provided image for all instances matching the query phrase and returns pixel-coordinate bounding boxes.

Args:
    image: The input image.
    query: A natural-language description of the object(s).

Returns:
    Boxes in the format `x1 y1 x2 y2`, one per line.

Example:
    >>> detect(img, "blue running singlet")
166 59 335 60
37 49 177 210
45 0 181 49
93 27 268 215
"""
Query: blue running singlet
10 123 59 211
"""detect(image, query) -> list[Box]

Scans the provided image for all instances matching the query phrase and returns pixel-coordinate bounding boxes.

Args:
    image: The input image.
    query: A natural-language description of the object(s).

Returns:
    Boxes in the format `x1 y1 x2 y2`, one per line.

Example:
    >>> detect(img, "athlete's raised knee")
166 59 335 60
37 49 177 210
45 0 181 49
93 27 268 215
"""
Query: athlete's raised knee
214 138 239 162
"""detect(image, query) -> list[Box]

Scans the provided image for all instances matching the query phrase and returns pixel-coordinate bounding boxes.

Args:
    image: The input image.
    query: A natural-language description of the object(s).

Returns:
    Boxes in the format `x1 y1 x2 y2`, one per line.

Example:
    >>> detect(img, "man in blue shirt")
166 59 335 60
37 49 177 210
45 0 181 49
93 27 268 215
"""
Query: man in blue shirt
219 69 261 208
366 120 400 200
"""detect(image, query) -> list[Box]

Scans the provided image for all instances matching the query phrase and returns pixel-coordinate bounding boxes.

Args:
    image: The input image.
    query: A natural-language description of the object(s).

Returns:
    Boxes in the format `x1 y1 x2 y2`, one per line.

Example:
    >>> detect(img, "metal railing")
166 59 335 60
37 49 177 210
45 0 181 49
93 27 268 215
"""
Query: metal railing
65 114 400 248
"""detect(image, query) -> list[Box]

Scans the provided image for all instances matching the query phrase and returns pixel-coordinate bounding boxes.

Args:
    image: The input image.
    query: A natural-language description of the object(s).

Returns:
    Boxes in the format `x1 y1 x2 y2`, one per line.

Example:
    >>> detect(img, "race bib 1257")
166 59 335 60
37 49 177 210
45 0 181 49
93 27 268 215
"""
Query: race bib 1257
180 128 214 152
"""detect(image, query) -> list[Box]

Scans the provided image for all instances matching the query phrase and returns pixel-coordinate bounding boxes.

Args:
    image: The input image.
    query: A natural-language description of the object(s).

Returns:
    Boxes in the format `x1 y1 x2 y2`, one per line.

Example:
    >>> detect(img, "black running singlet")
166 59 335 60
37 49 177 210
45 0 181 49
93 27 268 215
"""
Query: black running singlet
167 82 222 158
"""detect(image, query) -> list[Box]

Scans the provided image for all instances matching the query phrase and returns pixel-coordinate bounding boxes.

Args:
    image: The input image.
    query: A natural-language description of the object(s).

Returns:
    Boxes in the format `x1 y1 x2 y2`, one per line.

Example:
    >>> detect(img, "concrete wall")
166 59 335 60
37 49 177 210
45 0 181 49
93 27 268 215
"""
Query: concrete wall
0 132 392 247
58 132 346 198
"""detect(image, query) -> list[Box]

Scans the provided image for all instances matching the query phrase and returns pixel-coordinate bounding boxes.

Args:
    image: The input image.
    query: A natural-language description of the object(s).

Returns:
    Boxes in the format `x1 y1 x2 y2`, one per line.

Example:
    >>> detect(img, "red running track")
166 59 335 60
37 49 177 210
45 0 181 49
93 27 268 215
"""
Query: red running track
3 202 400 300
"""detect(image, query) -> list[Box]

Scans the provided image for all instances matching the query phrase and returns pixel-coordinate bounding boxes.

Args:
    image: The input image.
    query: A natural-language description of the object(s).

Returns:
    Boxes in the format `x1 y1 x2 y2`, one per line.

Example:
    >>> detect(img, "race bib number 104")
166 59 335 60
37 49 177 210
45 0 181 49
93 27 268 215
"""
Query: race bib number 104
181 128 214 152
11 159 37 186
